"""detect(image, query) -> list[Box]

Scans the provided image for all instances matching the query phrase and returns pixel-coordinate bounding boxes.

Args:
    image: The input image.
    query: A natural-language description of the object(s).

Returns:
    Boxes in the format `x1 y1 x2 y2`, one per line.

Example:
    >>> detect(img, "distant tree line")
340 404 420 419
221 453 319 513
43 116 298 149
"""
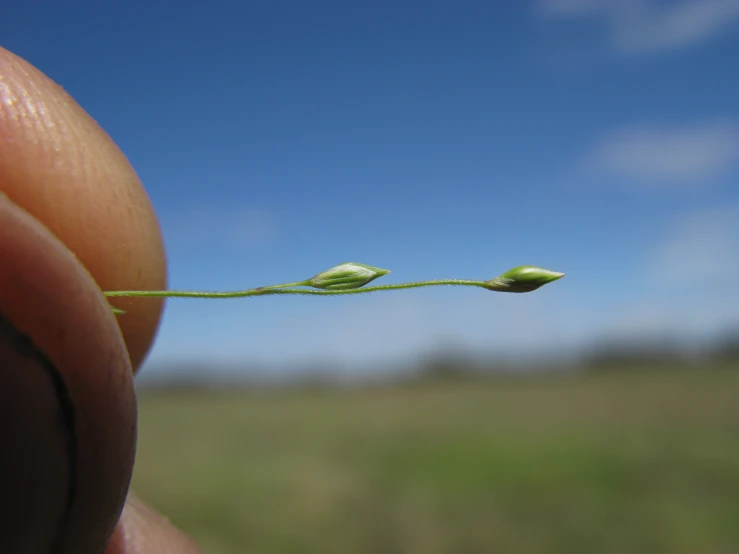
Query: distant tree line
408 329 739 382
580 328 739 370
139 328 739 391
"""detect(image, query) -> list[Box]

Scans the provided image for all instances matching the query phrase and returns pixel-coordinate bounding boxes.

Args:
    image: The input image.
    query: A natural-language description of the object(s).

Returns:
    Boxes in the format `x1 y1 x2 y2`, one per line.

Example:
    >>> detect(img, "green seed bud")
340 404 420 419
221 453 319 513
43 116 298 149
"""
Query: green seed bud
309 262 390 290
485 265 564 293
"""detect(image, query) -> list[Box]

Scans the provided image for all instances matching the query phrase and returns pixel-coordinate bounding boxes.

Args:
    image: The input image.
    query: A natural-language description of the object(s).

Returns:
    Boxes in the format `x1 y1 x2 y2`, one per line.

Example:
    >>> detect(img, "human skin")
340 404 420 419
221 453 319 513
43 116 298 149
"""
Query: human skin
0 46 203 553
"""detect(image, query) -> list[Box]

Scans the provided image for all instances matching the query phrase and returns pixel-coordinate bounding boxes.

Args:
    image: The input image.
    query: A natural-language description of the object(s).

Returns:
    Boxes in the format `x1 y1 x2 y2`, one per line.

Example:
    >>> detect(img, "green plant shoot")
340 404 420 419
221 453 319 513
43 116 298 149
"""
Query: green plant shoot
104 263 564 315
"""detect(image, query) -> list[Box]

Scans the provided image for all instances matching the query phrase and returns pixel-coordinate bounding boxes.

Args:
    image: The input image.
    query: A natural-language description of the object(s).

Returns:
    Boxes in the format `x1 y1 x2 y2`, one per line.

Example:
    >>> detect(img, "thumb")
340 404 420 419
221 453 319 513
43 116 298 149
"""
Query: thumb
0 195 136 553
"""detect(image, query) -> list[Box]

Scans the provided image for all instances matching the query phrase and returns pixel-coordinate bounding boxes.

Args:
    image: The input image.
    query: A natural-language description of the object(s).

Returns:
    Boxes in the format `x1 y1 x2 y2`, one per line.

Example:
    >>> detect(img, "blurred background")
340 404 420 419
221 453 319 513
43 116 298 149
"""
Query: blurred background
3 1 739 552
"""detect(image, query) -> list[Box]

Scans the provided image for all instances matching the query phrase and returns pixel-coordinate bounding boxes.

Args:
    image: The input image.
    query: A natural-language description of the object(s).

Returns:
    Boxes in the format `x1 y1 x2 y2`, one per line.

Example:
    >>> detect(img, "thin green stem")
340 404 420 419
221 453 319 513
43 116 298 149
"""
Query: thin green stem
257 281 311 290
104 279 489 299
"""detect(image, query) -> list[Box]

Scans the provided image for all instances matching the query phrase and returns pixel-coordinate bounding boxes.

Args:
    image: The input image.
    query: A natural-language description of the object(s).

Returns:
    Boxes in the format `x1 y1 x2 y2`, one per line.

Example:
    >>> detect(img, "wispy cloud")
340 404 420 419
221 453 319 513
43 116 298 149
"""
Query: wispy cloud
647 205 739 286
536 0 739 54
601 294 739 344
161 205 280 250
582 120 739 185
593 205 739 342
248 289 579 368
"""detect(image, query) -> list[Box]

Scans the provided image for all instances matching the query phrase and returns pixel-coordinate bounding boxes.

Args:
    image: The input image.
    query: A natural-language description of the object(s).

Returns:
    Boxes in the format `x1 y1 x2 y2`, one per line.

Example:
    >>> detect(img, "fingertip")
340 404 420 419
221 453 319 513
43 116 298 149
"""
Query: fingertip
0 45 167 372
105 495 203 554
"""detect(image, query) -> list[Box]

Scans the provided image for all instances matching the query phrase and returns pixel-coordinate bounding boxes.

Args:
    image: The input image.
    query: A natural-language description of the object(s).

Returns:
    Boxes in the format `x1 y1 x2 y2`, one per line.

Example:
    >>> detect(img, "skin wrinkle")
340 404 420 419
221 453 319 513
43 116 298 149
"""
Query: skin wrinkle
0 84 20 121
0 312 78 552
21 81 77 185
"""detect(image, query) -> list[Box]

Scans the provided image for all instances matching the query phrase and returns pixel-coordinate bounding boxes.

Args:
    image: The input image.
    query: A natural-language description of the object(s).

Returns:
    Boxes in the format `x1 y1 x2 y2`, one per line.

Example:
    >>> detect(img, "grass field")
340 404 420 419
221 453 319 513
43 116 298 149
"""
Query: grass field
132 366 739 554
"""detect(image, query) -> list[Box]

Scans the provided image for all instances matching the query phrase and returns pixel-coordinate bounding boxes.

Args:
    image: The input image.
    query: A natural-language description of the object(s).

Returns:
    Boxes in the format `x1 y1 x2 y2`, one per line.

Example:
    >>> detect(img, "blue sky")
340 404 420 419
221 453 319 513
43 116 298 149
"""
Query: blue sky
3 0 739 376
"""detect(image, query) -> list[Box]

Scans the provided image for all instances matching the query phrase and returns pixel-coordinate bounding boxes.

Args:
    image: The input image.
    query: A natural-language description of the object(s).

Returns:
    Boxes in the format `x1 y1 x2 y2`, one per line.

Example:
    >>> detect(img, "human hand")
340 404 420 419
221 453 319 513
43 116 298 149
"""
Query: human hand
0 46 203 553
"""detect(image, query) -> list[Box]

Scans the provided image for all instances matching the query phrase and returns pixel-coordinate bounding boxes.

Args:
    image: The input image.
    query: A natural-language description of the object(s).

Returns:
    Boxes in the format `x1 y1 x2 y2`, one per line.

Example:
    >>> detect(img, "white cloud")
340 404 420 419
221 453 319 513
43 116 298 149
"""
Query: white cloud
647 205 739 286
589 206 739 344
601 294 739 346
536 0 739 54
161 205 280 250
303 293 567 364
583 121 739 185
144 203 739 375
184 289 577 370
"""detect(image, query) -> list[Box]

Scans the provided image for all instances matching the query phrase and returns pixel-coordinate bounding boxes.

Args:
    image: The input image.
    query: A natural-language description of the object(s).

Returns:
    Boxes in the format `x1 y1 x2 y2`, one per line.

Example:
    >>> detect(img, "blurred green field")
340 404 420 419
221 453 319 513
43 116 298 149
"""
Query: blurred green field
133 366 739 554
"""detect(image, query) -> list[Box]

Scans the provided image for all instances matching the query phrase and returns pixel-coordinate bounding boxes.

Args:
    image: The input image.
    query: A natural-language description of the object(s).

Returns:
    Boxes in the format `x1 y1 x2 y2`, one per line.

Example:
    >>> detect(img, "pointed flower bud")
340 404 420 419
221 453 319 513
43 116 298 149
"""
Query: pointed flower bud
485 265 564 293
308 262 390 290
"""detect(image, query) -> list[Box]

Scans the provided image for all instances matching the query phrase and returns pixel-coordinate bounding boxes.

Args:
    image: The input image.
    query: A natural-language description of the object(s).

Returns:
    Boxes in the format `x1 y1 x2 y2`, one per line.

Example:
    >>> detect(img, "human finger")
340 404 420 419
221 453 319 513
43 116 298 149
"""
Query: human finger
0 195 136 553
0 45 167 372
